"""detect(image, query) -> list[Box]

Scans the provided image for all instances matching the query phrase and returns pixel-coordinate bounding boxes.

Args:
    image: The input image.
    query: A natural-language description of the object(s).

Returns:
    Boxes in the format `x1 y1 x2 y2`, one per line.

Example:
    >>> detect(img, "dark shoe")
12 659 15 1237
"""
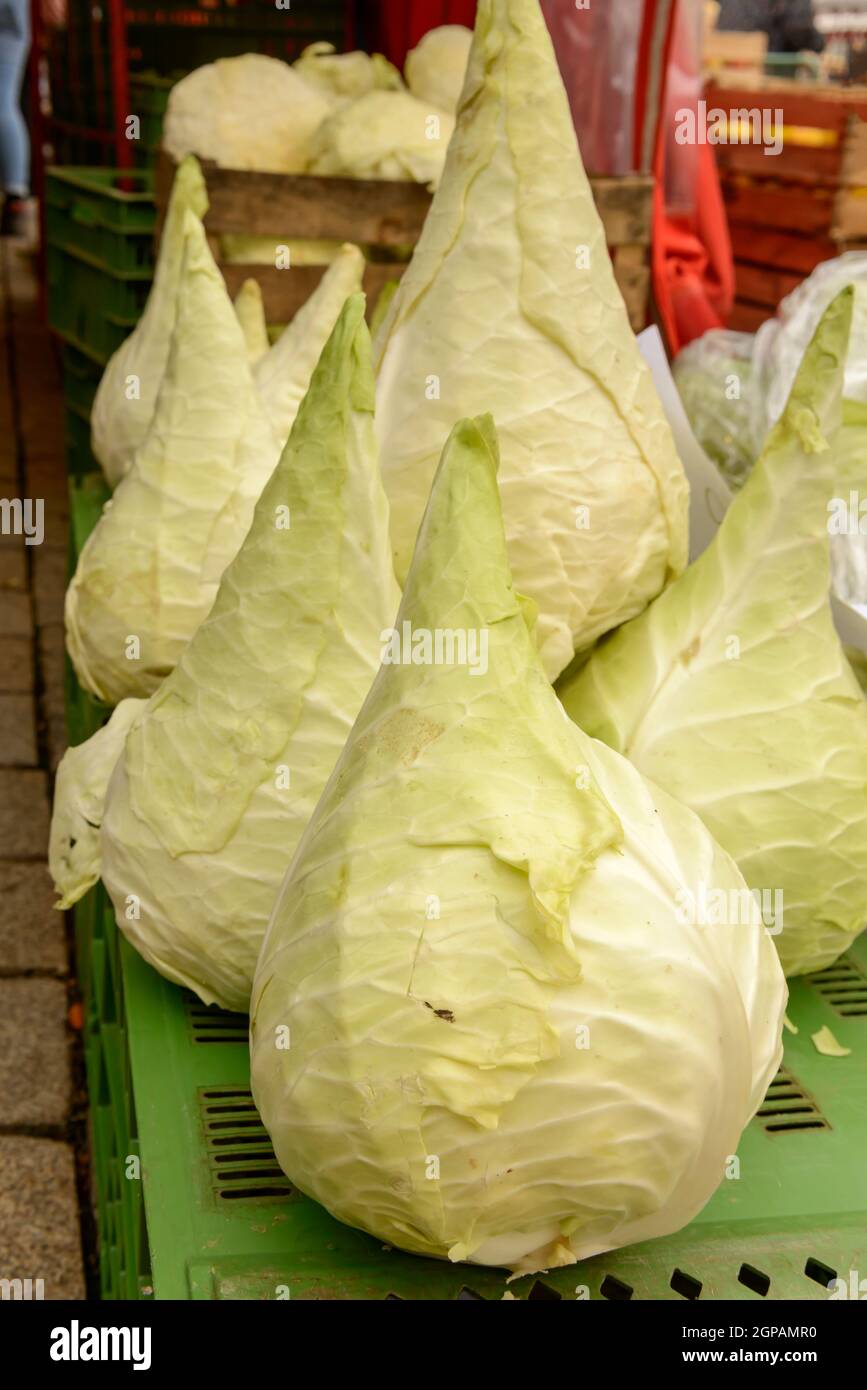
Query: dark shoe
0 197 30 238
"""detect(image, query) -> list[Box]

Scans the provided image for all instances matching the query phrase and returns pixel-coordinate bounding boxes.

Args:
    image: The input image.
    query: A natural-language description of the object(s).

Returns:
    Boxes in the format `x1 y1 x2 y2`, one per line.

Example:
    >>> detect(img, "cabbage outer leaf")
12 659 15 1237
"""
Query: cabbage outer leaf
90 156 207 487
560 289 867 977
373 0 688 680
100 295 400 1011
66 211 281 704
48 700 145 908
251 413 784 1272
254 244 365 446
234 278 269 364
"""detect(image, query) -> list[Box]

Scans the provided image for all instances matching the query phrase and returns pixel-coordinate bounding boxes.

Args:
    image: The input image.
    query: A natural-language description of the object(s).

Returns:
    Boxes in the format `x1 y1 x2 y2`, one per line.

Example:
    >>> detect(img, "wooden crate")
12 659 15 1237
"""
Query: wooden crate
703 30 768 83
706 78 867 329
155 152 654 331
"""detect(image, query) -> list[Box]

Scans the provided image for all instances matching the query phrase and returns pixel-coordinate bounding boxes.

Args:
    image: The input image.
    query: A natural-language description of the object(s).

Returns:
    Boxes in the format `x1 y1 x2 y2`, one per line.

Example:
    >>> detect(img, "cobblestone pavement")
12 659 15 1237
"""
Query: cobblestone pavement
0 238 86 1300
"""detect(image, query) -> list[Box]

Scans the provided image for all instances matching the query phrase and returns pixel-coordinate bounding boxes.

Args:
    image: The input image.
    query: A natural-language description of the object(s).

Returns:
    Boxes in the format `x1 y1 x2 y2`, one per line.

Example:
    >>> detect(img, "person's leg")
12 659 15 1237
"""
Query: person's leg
0 0 31 199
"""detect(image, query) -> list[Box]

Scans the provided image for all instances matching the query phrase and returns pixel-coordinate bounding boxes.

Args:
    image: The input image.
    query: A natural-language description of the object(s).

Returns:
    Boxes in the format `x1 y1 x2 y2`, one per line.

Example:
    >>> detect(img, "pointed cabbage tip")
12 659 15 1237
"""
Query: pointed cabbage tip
402 412 514 618
178 205 216 277
172 152 208 214
335 288 374 409
778 284 853 453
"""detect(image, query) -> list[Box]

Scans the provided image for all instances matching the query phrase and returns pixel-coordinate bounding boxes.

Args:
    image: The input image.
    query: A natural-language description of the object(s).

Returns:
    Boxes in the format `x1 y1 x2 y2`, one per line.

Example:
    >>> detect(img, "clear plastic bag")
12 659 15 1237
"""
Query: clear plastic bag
673 328 757 489
540 0 642 174
751 253 867 445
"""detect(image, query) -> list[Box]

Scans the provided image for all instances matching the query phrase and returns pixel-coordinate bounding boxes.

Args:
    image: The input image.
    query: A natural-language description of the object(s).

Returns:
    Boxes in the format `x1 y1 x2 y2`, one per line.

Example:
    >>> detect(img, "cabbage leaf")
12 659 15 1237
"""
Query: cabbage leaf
373 0 688 680
254 243 365 446
98 294 400 1011
66 211 281 704
560 289 867 977
251 412 784 1273
90 156 207 488
233 278 269 364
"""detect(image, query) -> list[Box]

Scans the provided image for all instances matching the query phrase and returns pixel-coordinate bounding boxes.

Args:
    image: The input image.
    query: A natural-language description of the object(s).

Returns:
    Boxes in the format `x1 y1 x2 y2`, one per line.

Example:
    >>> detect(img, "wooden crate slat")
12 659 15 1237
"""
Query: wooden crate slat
705 82 865 131
729 225 835 276
155 152 654 329
735 260 803 308
585 175 654 245
722 178 835 234
220 261 404 324
728 299 773 333
715 141 841 185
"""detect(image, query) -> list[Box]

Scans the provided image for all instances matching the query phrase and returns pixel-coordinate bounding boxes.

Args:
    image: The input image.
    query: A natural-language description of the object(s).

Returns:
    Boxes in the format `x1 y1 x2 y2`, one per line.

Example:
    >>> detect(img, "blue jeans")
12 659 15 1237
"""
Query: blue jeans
0 0 29 196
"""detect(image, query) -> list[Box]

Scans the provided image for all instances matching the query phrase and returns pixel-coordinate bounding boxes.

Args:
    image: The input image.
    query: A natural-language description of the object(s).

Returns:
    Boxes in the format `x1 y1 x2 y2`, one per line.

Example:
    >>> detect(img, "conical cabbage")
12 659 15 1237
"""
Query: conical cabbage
560 289 867 977
49 700 145 909
98 295 400 1011
66 212 281 704
254 243 365 446
373 0 688 681
233 278 269 364
251 413 784 1273
90 156 208 487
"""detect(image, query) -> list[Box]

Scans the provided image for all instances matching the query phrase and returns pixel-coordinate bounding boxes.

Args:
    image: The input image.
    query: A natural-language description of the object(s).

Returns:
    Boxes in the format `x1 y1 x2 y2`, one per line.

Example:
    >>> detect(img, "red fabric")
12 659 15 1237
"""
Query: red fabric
652 151 735 355
370 0 477 67
633 0 673 169
650 2 735 353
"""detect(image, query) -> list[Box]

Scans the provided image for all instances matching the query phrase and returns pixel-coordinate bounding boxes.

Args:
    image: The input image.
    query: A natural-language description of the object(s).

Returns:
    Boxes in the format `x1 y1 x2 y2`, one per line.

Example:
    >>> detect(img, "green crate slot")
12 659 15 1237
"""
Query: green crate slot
62 346 102 421
129 74 177 115
46 167 156 233
65 482 867 1300
48 245 150 363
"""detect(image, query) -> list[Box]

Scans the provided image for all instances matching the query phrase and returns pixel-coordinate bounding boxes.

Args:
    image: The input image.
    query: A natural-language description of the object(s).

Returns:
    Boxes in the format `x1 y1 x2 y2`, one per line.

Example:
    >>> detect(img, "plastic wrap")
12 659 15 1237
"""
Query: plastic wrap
673 328 757 489
540 0 642 174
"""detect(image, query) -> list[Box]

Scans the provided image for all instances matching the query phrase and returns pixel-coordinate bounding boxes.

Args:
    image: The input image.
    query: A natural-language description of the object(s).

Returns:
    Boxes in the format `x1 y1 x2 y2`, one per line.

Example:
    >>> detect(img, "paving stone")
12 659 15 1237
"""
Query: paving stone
0 636 33 692
0 977 71 1128
33 544 66 597
32 545 67 627
45 712 67 773
39 501 69 548
0 1136 85 1299
25 452 66 487
0 862 66 974
0 535 26 589
34 590 64 627
0 590 32 639
0 769 49 858
38 621 65 700
0 694 37 766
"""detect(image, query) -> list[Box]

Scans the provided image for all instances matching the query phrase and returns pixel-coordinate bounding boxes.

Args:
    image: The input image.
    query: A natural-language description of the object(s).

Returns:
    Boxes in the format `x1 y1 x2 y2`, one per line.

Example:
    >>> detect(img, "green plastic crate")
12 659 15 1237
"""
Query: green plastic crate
48 245 151 363
46 167 156 274
65 485 867 1302
103 897 866 1302
64 404 100 479
46 168 154 362
62 345 102 421
79 884 151 1301
129 73 176 116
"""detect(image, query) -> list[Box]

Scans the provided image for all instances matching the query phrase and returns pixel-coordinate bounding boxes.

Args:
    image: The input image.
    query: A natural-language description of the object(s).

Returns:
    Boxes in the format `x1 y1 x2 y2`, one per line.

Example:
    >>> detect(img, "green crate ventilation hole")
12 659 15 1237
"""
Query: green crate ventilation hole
65 477 867 1300
184 991 839 1301
757 1067 829 1134
807 955 867 1017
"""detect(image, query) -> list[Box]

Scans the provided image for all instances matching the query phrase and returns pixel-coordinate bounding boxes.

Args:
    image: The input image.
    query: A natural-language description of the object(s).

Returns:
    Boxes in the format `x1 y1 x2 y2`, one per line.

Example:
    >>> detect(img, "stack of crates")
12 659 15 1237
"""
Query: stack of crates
46 167 156 476
124 0 352 69
128 75 177 169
